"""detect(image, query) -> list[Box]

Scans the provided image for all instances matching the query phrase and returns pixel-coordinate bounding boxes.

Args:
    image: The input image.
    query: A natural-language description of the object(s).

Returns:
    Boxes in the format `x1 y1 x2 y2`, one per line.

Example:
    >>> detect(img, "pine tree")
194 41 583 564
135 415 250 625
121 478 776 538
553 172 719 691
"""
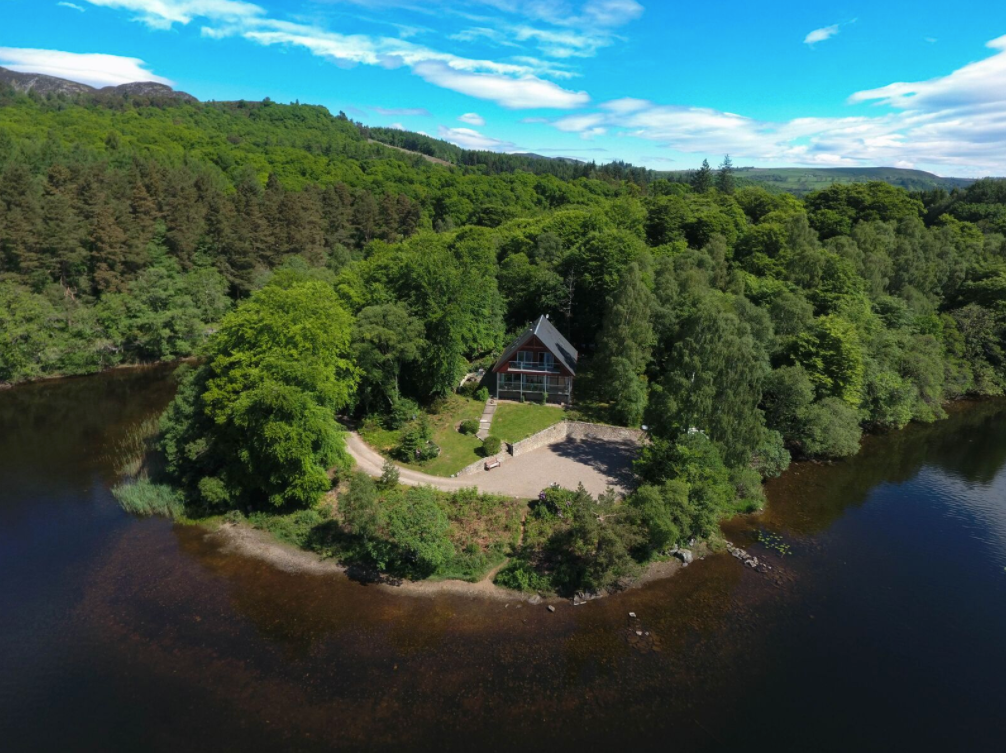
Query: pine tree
691 159 713 194
716 155 736 194
595 261 655 425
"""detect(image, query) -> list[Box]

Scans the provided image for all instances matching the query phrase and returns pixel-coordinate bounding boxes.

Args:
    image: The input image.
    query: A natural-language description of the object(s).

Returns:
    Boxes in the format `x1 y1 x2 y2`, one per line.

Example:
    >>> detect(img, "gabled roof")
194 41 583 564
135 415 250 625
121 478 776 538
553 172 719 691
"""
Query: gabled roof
493 315 578 375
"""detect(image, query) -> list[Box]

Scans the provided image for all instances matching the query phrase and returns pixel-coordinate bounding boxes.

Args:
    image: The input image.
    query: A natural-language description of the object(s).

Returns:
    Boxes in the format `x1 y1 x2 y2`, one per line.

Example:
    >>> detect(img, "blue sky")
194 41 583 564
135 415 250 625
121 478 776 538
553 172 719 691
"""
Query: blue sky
3 0 1006 175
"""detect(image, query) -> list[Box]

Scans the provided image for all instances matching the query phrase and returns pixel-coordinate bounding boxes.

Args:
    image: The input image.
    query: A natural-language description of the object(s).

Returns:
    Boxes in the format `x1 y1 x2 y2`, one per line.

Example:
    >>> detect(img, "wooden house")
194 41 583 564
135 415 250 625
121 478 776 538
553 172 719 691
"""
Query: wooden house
490 315 577 404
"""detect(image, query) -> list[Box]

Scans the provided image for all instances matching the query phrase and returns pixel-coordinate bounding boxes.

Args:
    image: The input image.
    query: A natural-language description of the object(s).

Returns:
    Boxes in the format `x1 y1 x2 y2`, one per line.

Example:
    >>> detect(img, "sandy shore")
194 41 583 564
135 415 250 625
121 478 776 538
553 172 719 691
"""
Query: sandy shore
210 522 688 603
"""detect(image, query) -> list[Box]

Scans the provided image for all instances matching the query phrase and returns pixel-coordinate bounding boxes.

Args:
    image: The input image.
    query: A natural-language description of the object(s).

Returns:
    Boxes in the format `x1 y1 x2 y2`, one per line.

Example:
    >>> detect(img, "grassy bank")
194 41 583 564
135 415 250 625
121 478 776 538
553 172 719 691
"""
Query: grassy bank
359 394 485 476
491 402 564 444
230 475 526 583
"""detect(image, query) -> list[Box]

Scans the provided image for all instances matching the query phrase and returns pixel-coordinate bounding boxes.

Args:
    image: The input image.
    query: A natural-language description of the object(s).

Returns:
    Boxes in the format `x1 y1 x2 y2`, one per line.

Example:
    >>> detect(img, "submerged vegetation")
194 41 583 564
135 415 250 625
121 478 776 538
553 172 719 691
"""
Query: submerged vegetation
2 85 1004 592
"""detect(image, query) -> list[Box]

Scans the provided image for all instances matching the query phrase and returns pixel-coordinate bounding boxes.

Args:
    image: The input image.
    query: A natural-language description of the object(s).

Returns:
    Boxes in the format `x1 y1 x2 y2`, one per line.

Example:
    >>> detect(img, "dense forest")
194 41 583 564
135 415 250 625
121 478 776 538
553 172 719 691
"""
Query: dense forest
2 85 1005 591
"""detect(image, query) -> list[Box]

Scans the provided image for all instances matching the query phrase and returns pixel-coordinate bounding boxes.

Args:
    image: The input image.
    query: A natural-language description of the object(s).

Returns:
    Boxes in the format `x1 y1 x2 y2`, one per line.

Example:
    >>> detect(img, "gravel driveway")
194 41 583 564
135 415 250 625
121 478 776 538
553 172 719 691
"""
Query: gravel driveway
345 432 639 498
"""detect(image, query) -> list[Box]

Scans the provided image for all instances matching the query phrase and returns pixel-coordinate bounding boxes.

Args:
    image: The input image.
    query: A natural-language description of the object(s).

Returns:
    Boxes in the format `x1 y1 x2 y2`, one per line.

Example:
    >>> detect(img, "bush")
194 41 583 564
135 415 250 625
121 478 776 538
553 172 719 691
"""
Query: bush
458 381 479 398
494 560 552 592
798 397 863 458
385 486 454 577
540 392 548 405
458 419 479 435
395 414 435 461
481 435 502 456
247 507 329 548
475 386 490 402
385 396 419 430
378 459 400 490
113 479 185 519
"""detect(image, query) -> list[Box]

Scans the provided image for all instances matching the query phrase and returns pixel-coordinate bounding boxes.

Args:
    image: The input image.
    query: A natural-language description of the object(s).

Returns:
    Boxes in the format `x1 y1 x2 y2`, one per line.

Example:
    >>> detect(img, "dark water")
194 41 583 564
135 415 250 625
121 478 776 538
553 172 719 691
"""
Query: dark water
2 367 1006 753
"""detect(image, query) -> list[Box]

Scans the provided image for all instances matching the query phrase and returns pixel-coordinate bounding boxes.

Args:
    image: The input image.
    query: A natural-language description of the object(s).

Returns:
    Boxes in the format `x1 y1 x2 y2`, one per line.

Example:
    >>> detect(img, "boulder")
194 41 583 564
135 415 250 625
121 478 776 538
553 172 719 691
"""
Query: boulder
674 549 694 565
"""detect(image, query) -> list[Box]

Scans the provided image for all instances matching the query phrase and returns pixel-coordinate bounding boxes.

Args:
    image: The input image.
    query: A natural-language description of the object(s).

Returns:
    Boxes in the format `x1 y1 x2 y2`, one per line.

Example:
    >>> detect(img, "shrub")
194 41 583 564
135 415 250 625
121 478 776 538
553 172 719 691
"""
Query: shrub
395 414 435 461
458 381 479 398
378 459 400 490
113 478 184 519
459 419 480 435
385 486 454 577
385 396 419 429
540 392 548 405
482 435 502 456
247 507 329 548
494 560 552 592
475 386 490 402
798 397 863 458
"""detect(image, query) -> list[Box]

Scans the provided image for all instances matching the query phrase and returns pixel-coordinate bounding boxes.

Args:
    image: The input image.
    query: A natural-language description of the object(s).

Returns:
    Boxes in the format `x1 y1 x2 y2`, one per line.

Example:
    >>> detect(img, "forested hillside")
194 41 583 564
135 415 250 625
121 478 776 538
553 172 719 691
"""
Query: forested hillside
2 85 1006 587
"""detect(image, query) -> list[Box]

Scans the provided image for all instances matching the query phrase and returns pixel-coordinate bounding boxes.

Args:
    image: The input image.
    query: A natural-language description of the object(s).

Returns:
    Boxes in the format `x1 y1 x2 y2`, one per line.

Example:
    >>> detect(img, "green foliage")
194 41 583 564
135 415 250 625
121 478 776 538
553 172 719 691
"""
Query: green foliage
378 459 400 490
481 435 503 456
248 506 330 548
5 89 1006 591
648 298 769 466
798 397 863 458
475 386 490 402
341 471 381 539
112 479 185 519
160 276 358 510
594 260 654 425
458 419 480 435
352 303 425 414
788 315 865 406
395 415 440 463
384 486 454 577
494 560 553 592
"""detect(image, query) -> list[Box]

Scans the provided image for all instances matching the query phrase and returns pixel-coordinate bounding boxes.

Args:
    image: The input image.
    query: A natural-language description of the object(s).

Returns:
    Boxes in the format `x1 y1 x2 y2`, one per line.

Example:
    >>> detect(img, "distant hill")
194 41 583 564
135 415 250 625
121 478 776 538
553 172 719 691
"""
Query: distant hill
0 66 197 102
0 67 978 196
511 152 586 164
704 167 974 195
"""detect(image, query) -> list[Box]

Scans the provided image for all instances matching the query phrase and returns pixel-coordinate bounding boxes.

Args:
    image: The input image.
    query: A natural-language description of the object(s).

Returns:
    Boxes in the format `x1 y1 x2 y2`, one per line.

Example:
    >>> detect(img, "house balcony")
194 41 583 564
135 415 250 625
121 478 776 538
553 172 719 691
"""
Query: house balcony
508 360 561 373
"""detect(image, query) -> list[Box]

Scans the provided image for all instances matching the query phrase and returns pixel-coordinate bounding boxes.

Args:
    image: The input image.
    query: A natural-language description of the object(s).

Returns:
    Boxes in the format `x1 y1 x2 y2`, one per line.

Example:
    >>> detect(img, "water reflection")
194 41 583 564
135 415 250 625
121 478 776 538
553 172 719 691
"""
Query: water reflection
3 368 1006 752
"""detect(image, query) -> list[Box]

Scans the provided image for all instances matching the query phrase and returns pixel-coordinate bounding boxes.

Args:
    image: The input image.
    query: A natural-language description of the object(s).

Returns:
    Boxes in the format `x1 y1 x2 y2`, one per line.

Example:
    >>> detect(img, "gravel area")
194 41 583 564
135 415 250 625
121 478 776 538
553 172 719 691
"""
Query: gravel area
345 432 639 498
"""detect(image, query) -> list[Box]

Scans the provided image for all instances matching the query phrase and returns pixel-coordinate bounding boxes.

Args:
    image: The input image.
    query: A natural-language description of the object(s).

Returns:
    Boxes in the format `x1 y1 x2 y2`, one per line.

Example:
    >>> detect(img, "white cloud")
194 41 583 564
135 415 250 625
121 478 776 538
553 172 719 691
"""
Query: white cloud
374 106 431 116
459 112 485 125
84 0 594 109
601 97 650 114
57 2 86 11
437 125 516 151
804 24 840 45
850 34 1006 111
84 0 263 29
551 112 606 132
0 47 171 87
414 60 588 109
541 36 1006 175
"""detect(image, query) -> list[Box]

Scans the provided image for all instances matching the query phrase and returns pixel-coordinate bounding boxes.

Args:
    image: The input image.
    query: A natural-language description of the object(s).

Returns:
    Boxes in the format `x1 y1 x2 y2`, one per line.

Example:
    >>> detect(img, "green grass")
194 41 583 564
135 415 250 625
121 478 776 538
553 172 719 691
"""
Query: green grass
359 395 486 476
112 478 184 518
492 402 565 444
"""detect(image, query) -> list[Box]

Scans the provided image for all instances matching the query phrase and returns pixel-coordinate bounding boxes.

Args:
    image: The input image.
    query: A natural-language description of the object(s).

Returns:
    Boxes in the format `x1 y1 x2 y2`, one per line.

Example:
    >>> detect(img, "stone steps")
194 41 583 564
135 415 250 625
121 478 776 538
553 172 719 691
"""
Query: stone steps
476 399 497 440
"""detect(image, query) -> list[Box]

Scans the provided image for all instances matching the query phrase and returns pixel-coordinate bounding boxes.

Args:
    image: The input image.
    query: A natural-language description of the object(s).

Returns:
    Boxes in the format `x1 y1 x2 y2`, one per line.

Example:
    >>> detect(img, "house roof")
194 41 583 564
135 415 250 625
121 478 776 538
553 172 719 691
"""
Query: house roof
493 315 578 375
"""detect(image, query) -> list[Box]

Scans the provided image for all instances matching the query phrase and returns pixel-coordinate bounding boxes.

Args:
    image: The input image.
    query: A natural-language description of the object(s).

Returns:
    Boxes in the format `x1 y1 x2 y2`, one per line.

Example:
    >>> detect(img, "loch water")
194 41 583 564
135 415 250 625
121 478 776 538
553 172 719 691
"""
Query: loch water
1 366 1005 752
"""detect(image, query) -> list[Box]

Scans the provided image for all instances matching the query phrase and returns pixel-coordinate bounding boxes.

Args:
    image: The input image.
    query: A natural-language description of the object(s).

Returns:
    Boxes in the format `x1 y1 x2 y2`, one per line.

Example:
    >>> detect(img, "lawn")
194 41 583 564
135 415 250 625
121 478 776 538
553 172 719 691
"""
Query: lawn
358 395 486 476
491 402 565 444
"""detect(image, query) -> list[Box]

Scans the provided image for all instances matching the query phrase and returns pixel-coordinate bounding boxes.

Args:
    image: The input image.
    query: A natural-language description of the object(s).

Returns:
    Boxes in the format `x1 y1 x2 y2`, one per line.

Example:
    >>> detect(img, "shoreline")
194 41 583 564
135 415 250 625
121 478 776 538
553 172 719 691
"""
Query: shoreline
0 358 194 390
210 521 688 603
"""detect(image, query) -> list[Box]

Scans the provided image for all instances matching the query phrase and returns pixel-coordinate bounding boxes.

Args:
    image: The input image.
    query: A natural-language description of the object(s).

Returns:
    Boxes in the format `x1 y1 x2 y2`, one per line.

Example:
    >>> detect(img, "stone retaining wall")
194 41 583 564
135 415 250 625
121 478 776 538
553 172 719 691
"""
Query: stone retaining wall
508 420 645 458
453 454 503 478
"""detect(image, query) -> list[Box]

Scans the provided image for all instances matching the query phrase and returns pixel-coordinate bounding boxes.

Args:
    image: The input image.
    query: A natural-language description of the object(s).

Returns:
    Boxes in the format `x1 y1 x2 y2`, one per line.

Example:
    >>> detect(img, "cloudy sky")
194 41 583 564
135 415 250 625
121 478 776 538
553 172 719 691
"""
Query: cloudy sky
3 0 1006 176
